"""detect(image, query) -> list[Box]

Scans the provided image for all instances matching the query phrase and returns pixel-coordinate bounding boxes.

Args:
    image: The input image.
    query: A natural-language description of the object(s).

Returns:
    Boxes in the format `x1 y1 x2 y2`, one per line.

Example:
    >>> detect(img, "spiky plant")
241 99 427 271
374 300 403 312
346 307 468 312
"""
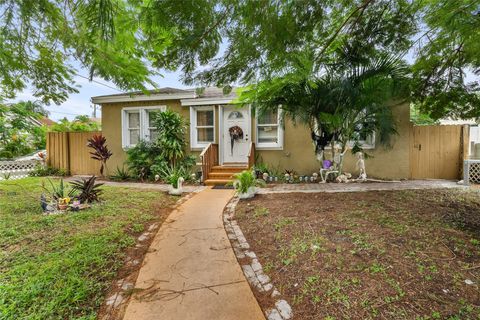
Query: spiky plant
69 176 104 203
87 134 112 177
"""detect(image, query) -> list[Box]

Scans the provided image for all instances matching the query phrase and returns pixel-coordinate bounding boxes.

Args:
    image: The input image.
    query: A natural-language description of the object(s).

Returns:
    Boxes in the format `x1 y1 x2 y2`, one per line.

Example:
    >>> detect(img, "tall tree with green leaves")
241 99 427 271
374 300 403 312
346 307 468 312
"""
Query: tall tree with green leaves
238 53 409 172
411 0 480 120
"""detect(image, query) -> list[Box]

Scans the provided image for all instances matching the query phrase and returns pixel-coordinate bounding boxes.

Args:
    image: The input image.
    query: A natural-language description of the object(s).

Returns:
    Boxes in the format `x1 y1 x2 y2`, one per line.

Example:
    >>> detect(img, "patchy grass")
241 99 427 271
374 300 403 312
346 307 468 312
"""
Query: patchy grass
235 189 480 319
0 177 176 320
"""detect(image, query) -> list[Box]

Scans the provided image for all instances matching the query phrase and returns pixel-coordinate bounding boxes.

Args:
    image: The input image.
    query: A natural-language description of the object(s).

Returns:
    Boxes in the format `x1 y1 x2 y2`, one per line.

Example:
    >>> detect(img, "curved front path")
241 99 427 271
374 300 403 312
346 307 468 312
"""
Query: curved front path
123 188 265 320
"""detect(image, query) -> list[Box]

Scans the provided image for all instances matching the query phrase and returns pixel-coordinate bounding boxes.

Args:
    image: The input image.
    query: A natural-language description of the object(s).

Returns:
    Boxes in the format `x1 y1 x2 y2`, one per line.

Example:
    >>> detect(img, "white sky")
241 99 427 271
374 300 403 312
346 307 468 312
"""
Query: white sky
10 69 188 121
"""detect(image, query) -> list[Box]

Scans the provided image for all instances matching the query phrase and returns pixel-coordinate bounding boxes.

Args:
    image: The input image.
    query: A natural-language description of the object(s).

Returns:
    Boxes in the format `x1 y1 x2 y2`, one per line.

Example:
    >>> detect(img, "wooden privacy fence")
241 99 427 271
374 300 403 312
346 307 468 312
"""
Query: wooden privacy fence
410 125 469 180
46 131 102 175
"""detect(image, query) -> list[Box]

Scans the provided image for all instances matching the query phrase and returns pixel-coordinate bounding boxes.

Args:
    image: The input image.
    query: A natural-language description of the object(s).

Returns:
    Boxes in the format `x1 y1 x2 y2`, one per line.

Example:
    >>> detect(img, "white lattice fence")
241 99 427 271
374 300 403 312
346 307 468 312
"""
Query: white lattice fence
0 160 42 181
463 160 480 185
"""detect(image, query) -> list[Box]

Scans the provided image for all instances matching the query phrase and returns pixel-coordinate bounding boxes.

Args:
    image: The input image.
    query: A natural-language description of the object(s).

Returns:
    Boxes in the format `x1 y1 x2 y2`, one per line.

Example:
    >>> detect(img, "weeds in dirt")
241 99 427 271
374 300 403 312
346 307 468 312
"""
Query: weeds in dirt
235 189 480 319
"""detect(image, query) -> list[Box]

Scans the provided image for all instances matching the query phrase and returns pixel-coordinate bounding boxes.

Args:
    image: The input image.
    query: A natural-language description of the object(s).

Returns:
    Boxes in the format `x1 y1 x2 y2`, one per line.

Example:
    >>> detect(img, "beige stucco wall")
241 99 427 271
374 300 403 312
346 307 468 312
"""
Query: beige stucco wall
255 102 411 180
102 100 411 180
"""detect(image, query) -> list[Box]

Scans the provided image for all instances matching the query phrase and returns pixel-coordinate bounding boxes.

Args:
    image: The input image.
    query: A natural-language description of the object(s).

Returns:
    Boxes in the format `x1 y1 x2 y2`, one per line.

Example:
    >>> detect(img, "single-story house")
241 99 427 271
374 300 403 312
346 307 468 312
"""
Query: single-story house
92 87 411 184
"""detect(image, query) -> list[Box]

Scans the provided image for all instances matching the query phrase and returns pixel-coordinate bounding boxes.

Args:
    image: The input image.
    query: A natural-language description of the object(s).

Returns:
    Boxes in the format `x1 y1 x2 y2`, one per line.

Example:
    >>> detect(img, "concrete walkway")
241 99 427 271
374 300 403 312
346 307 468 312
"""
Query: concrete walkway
123 188 265 320
259 179 463 194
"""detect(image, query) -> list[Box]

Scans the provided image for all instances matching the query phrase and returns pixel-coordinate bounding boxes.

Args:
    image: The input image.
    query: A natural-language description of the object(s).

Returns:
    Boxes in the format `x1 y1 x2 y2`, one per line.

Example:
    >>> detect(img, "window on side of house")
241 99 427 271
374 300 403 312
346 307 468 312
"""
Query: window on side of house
256 109 283 149
121 106 166 148
190 106 215 149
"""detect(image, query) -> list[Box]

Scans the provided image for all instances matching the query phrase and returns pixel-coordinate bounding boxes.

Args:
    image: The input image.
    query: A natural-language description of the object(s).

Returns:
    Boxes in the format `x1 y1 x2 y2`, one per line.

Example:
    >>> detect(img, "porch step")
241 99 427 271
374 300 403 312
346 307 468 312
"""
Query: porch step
208 172 235 179
204 179 233 186
205 165 250 186
211 165 248 172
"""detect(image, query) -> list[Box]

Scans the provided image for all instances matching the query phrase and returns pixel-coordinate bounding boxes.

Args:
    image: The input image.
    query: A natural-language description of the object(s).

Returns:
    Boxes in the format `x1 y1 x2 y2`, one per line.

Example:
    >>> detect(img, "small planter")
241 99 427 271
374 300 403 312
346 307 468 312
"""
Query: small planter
58 204 68 210
169 185 183 196
238 186 256 199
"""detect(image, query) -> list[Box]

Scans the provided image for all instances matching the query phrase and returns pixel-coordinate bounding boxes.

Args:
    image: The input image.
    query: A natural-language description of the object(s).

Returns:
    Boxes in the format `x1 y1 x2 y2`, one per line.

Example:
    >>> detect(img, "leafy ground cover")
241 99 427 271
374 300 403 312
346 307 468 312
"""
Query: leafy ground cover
0 177 176 319
235 189 480 319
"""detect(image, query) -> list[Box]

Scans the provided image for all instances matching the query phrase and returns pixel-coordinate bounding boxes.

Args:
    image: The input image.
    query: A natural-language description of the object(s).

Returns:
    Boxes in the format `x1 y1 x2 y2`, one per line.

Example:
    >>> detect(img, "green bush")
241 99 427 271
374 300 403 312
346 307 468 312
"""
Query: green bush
230 170 266 194
29 165 68 177
126 110 197 182
126 141 167 181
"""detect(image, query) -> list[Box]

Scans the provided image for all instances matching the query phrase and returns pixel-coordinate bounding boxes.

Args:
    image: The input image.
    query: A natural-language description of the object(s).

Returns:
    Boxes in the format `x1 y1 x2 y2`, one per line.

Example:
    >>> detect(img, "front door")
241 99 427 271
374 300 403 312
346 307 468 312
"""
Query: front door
222 105 250 164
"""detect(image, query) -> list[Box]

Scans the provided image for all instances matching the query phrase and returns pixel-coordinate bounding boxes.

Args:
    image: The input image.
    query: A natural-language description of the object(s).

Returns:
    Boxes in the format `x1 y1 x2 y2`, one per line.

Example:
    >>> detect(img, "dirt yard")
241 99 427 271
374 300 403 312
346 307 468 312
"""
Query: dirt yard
235 189 480 319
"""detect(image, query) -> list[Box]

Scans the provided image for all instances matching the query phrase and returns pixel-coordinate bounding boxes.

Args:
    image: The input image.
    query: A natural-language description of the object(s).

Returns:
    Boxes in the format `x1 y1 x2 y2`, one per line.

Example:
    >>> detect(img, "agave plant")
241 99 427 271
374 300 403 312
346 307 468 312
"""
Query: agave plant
87 134 113 177
69 175 104 203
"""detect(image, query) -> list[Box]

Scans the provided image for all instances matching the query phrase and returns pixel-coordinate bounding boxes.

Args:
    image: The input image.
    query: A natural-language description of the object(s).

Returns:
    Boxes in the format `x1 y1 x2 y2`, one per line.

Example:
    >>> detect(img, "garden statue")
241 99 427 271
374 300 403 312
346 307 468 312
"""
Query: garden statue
154 174 160 182
263 172 269 181
312 172 318 182
356 152 367 181
169 177 184 196
336 172 352 183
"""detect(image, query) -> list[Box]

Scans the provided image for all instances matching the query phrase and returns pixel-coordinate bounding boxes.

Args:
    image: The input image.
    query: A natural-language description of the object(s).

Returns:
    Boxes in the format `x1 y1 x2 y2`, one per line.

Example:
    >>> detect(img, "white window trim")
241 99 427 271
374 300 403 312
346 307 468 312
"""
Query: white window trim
121 105 167 149
255 109 284 150
323 134 376 150
190 106 216 149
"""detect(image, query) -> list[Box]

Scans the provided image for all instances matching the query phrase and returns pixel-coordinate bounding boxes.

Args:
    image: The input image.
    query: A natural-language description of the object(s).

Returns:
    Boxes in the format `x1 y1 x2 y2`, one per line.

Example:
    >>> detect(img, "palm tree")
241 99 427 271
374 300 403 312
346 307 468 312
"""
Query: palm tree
238 53 409 173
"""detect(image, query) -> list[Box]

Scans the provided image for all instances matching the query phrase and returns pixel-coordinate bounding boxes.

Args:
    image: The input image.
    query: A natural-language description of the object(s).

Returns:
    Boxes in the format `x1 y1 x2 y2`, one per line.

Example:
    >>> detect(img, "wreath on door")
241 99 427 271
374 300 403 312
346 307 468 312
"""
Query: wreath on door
229 126 244 155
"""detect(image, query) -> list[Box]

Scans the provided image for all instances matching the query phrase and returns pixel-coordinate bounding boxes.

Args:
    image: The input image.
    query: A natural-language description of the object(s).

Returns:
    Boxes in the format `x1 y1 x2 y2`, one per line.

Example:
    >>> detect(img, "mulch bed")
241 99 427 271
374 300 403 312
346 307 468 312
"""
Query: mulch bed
235 189 480 319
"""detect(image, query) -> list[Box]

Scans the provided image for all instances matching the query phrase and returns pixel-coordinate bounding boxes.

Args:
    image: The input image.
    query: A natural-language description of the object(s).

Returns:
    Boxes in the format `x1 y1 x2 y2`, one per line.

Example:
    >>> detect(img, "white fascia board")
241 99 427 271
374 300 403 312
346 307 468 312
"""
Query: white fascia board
91 92 195 104
181 98 234 106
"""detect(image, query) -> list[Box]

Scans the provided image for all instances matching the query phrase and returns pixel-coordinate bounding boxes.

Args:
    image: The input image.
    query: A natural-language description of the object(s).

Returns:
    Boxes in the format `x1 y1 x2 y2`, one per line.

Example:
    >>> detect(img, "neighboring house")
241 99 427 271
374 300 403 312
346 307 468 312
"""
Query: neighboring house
92 87 411 183
39 117 57 127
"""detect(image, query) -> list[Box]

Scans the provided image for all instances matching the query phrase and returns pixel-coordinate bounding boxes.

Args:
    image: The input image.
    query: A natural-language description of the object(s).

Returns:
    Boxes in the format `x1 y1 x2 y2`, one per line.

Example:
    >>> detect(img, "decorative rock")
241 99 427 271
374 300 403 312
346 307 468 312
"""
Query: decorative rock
257 273 270 285
465 279 474 285
121 282 134 291
105 293 124 308
245 251 257 259
148 223 158 231
275 300 293 319
138 232 150 242
271 289 281 297
251 259 262 272
266 309 283 320
264 283 274 291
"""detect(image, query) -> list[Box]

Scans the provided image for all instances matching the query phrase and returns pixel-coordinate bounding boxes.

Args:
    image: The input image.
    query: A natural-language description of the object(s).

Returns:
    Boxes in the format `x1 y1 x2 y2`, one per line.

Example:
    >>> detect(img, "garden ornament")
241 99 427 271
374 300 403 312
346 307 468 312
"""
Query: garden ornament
169 177 184 196
336 172 352 183
356 152 367 181
228 125 244 155
312 172 318 182
262 172 269 181
154 174 160 182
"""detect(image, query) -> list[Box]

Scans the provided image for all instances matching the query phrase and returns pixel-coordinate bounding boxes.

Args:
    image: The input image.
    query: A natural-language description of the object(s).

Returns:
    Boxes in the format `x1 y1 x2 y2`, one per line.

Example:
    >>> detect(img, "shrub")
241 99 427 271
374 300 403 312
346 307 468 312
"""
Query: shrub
110 165 131 181
152 110 187 166
126 141 166 181
230 170 266 194
29 165 67 177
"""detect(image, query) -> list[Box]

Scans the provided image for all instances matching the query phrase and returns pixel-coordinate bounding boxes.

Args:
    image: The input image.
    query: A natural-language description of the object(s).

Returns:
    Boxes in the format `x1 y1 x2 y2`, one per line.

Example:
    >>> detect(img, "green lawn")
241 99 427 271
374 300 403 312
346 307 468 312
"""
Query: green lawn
0 177 176 320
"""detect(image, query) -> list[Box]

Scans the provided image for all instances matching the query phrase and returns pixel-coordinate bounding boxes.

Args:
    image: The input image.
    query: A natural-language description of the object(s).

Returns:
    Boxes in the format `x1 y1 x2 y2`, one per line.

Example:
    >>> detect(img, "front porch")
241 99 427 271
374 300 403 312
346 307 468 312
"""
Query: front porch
200 142 255 186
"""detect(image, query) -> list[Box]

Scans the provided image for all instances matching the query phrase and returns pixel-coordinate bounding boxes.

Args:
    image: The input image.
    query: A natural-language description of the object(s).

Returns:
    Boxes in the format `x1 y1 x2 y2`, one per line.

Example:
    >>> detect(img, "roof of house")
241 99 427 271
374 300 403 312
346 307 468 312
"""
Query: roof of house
39 117 57 126
91 87 238 105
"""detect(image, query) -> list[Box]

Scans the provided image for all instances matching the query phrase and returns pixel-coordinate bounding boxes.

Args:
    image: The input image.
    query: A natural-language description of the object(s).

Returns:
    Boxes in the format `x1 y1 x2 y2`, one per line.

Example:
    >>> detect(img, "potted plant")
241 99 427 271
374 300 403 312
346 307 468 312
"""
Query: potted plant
58 197 70 210
230 170 266 199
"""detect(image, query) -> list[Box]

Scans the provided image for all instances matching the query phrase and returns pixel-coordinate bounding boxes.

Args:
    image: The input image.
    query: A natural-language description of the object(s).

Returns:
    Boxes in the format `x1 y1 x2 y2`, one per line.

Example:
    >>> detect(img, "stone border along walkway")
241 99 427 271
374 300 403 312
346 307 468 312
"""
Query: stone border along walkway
101 188 202 320
224 197 293 320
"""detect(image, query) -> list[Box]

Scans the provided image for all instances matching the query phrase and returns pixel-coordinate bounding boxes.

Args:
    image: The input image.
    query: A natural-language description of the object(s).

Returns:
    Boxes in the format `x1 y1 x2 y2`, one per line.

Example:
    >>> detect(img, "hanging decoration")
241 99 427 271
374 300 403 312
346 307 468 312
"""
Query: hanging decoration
229 125 244 155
